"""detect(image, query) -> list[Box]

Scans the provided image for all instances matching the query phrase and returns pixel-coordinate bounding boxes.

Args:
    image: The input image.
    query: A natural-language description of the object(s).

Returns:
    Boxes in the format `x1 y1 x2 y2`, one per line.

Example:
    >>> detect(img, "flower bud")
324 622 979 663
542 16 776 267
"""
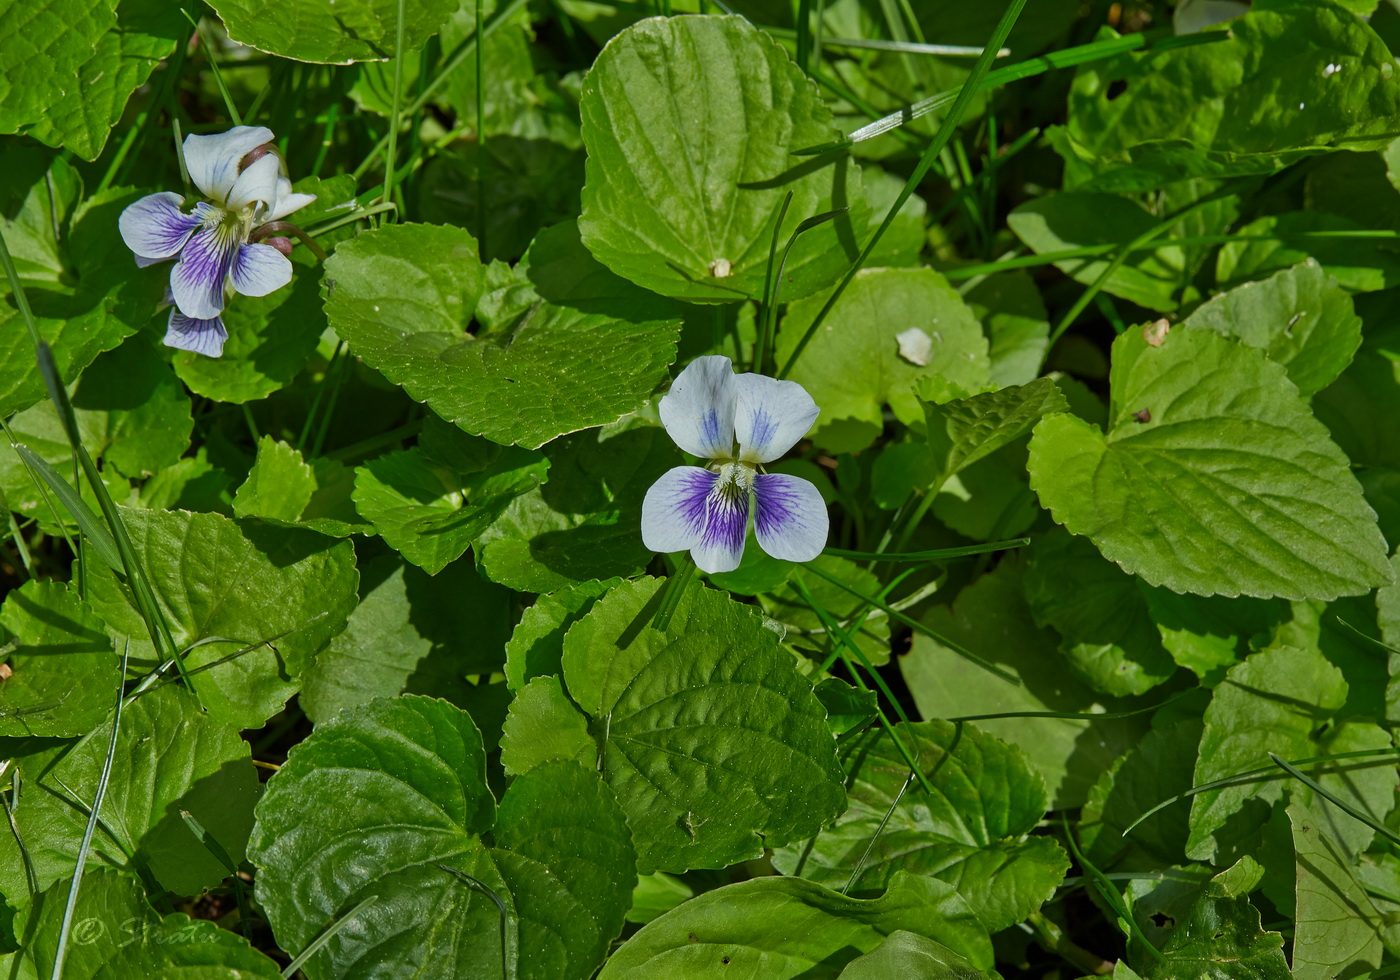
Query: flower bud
265 236 294 257
239 143 277 173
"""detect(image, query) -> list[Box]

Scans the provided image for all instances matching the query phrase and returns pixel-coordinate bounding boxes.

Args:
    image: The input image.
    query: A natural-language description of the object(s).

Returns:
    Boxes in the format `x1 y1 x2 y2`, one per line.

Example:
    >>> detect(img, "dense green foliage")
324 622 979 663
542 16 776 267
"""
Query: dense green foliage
4 0 1400 977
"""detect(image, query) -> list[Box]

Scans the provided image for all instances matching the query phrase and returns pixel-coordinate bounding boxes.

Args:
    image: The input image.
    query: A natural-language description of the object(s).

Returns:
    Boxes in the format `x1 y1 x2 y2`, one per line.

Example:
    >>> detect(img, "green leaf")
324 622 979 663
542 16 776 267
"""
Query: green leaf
1025 530 1178 697
323 223 681 448
250 696 635 980
597 873 993 980
0 0 185 159
759 555 891 667
626 872 694 926
777 268 990 452
898 558 1150 809
1187 645 1348 863
82 508 359 729
66 334 193 475
1183 261 1362 397
1081 719 1202 867
499 674 594 776
1007 193 1186 311
967 271 1052 388
475 424 678 593
1216 211 1400 293
560 577 846 872
924 376 1070 482
208 0 457 63
1028 325 1392 600
0 172 147 418
578 15 864 304
12 869 280 977
0 580 116 737
299 555 515 724
837 930 995 980
504 578 619 690
353 444 545 573
1289 799 1385 980
772 721 1067 932
0 686 260 899
1138 860 1291 980
1055 2 1400 191
233 435 371 537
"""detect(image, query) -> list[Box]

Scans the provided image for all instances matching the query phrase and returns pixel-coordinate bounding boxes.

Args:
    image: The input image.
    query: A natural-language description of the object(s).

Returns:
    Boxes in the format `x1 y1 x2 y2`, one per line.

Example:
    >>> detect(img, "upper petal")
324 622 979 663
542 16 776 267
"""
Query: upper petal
225 152 282 213
658 355 738 459
118 192 198 261
733 373 820 464
165 309 228 358
752 473 828 563
169 209 241 319
231 242 293 298
184 126 274 203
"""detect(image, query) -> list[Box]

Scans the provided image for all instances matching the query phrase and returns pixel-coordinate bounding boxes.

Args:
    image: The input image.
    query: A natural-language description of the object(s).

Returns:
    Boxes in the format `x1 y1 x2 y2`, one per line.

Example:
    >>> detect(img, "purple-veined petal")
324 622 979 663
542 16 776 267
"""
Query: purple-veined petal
752 472 827 563
118 192 199 261
135 253 169 269
641 464 752 573
658 355 738 459
184 126 274 203
225 152 282 213
733 373 820 464
231 242 293 298
164 308 228 358
169 206 241 319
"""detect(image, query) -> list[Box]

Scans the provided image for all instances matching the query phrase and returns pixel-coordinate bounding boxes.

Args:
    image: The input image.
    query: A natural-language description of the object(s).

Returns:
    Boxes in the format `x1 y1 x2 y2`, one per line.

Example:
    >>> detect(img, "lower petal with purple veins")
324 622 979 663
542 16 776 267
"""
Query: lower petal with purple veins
753 473 828 563
641 465 751 573
231 241 293 298
165 309 228 358
170 206 242 319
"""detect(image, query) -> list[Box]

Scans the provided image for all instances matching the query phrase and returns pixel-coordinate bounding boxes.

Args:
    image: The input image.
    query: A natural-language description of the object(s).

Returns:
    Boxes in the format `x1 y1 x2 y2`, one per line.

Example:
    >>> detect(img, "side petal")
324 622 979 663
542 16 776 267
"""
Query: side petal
658 355 738 459
231 242 293 298
752 473 827 563
135 253 171 269
165 309 228 358
641 466 715 555
265 177 317 222
118 193 198 261
733 373 820 464
225 152 282 213
183 126 274 203
169 210 240 319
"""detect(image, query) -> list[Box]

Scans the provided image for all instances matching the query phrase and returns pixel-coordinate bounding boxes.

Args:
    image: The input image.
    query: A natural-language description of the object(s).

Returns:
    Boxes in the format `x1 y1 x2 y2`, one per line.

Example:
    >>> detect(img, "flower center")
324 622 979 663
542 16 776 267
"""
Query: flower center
714 461 755 501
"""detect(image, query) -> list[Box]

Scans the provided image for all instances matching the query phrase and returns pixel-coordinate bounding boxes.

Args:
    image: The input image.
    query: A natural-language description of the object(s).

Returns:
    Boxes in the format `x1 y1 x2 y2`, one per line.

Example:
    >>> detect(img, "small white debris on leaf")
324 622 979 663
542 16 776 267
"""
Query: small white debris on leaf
1143 318 1170 347
708 258 732 278
896 327 933 366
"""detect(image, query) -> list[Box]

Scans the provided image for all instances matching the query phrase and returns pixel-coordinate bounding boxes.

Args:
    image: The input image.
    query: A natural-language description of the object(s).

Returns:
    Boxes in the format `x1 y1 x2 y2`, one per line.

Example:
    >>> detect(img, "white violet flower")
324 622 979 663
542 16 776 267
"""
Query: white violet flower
642 355 829 574
117 125 316 358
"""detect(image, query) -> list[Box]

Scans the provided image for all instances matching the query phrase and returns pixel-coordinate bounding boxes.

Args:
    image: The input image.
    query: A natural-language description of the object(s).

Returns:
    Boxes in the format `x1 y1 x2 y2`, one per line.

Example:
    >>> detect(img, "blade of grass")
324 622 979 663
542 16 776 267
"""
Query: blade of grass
804 559 1021 686
778 0 1029 380
179 809 254 939
381 0 408 214
1061 813 1165 963
181 10 242 125
441 867 515 980
1269 752 1400 848
824 538 1028 562
51 642 129 980
754 203 849 375
806 28 1228 152
1121 747 1400 837
280 895 379 979
8 447 122 573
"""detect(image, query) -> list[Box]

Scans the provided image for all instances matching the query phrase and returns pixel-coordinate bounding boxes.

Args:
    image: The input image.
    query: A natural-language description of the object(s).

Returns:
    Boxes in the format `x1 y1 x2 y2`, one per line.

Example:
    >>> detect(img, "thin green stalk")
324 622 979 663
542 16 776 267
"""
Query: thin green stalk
6 511 34 580
824 538 1028 562
475 0 487 257
779 0 1028 380
351 0 530 182
182 11 242 125
796 0 814 73
312 102 341 177
381 0 408 214
297 341 345 452
51 644 129 980
1270 752 1400 848
1062 814 1165 963
652 556 695 632
280 896 379 979
753 191 793 374
804 561 1020 685
1043 179 1249 352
